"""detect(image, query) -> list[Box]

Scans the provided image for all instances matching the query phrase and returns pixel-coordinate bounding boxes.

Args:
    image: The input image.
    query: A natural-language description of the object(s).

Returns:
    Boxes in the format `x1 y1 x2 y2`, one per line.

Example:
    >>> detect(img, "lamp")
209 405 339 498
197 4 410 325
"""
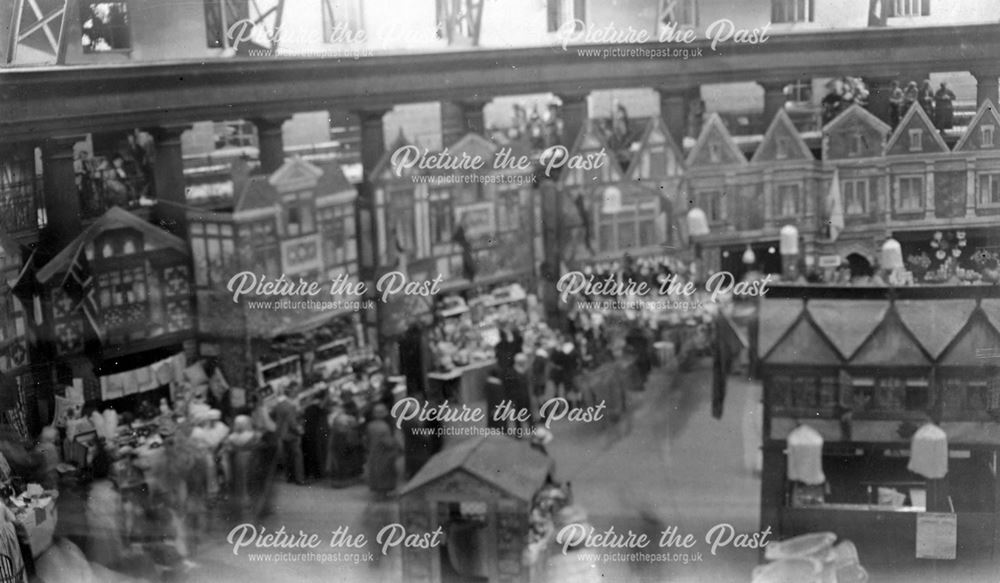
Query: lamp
686 208 709 237
787 424 825 486
742 245 756 265
881 238 904 271
907 423 948 479
779 225 799 255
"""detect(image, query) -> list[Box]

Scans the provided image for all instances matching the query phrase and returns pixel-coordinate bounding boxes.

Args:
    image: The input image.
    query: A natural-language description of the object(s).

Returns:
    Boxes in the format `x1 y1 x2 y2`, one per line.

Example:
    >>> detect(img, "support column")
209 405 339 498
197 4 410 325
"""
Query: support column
658 87 692 144
355 108 390 348
557 93 589 146
864 76 898 127
251 115 289 175
973 69 1000 108
441 99 489 146
42 135 86 252
149 124 192 238
759 81 788 129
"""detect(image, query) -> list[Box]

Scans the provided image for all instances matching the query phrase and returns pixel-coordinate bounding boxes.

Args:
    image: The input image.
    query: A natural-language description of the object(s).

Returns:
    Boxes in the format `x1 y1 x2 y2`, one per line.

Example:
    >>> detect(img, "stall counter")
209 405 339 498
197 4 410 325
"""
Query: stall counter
427 360 496 405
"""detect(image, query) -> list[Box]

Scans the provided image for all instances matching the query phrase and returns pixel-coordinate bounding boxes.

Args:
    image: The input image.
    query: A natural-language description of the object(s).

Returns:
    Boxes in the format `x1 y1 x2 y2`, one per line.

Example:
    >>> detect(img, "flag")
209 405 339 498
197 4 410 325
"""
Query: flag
393 219 408 275
711 315 744 420
11 249 37 305
868 0 887 26
826 168 845 242
62 247 104 343
574 194 595 255
452 224 476 281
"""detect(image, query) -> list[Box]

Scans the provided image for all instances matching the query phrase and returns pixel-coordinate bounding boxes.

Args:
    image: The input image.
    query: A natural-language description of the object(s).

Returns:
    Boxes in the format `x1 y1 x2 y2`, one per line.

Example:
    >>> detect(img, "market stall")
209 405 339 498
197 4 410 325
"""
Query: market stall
757 285 1000 566
398 436 565 583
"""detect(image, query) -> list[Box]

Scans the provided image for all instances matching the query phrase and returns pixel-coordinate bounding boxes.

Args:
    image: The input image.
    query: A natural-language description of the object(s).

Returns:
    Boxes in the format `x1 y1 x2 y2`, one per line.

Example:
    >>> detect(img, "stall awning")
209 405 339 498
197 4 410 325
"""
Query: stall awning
400 436 553 502
850 308 931 366
757 299 803 358
896 299 976 359
939 308 1000 366
807 300 886 359
764 315 842 366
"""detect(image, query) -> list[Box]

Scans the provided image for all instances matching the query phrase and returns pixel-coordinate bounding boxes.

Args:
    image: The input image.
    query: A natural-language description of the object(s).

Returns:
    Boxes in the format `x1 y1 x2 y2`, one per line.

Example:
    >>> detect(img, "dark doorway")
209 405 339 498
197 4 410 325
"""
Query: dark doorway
846 253 874 279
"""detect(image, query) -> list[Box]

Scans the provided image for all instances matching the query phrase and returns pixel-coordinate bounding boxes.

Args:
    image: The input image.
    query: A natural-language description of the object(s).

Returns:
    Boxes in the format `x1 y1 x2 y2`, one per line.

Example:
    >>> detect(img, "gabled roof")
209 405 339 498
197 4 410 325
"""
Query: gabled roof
234 175 278 213
432 132 505 176
312 160 356 197
938 307 1000 367
953 99 1000 152
686 113 746 168
371 131 420 182
822 103 891 135
896 299 976 359
807 299 886 358
758 299 805 357
764 311 842 365
625 116 684 180
37 207 188 283
267 156 324 192
751 109 815 163
400 436 553 501
849 306 931 366
885 104 949 155
559 119 623 187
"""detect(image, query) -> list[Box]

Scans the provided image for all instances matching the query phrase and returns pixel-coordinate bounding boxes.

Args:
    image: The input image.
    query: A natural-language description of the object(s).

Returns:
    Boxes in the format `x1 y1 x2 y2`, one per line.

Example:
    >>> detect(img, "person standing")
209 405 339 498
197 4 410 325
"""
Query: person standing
494 322 523 372
903 81 919 114
918 80 935 118
888 80 904 128
485 367 506 432
934 82 956 131
301 393 329 481
364 404 400 498
271 386 305 485
502 354 534 437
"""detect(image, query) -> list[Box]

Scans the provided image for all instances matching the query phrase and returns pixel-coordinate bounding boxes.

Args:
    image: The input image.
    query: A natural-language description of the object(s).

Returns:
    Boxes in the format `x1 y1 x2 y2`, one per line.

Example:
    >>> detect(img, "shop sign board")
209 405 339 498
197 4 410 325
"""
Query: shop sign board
818 255 842 268
916 512 957 560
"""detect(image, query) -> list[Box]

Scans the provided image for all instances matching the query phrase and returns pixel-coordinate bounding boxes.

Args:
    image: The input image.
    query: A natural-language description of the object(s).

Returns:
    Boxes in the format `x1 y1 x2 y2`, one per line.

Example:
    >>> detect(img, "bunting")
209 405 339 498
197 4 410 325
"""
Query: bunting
61 247 104 343
574 193 595 256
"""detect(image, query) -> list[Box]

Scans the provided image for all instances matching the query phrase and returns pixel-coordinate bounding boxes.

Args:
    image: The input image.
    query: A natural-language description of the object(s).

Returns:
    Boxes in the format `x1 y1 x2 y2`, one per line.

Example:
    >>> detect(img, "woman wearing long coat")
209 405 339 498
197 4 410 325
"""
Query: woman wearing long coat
364 404 400 497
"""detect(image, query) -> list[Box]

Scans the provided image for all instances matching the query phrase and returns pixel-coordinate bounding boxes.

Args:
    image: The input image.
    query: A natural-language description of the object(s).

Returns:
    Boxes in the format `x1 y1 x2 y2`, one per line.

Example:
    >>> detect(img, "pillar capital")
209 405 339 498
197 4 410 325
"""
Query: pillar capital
250 115 291 134
355 108 392 124
147 124 192 144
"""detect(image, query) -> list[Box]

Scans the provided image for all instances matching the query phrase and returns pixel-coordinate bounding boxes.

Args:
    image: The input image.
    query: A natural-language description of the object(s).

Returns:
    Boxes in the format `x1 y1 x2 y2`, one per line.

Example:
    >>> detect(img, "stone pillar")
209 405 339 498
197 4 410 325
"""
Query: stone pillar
658 87 691 144
759 81 788 129
149 124 192 238
42 135 86 252
864 76 897 127
557 93 589 146
441 99 488 145
251 116 289 175
355 108 390 347
973 69 1000 108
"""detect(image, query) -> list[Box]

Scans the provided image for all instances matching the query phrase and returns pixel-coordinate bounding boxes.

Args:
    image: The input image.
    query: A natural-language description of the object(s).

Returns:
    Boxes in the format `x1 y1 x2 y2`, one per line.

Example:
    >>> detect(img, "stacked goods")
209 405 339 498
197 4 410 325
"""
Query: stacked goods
752 532 868 583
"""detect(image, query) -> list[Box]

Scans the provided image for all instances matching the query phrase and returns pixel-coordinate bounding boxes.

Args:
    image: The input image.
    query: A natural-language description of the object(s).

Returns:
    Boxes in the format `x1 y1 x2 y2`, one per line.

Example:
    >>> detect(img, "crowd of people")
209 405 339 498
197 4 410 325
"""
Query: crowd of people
887 79 957 130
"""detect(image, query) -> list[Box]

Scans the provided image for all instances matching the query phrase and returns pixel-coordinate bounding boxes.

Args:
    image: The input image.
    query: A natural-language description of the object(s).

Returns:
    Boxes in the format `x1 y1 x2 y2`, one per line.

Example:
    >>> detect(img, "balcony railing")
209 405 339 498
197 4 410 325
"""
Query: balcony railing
0 176 45 235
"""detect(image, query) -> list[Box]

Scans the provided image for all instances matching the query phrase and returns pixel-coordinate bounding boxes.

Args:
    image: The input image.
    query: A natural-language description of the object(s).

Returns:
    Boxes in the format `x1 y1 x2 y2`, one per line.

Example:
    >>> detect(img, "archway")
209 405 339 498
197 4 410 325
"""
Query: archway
846 252 873 278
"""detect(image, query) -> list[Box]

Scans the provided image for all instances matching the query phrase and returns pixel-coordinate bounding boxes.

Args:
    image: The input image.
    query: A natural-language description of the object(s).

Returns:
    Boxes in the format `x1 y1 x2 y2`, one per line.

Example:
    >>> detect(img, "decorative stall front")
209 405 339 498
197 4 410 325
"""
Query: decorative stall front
0 227 34 436
33 207 197 415
398 436 561 583
188 156 366 391
369 133 539 402
757 285 1000 566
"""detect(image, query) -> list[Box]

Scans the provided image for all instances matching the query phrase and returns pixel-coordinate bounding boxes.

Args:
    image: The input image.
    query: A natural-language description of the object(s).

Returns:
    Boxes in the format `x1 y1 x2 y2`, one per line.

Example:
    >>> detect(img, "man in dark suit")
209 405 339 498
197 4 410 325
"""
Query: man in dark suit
502 353 534 438
271 384 305 485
